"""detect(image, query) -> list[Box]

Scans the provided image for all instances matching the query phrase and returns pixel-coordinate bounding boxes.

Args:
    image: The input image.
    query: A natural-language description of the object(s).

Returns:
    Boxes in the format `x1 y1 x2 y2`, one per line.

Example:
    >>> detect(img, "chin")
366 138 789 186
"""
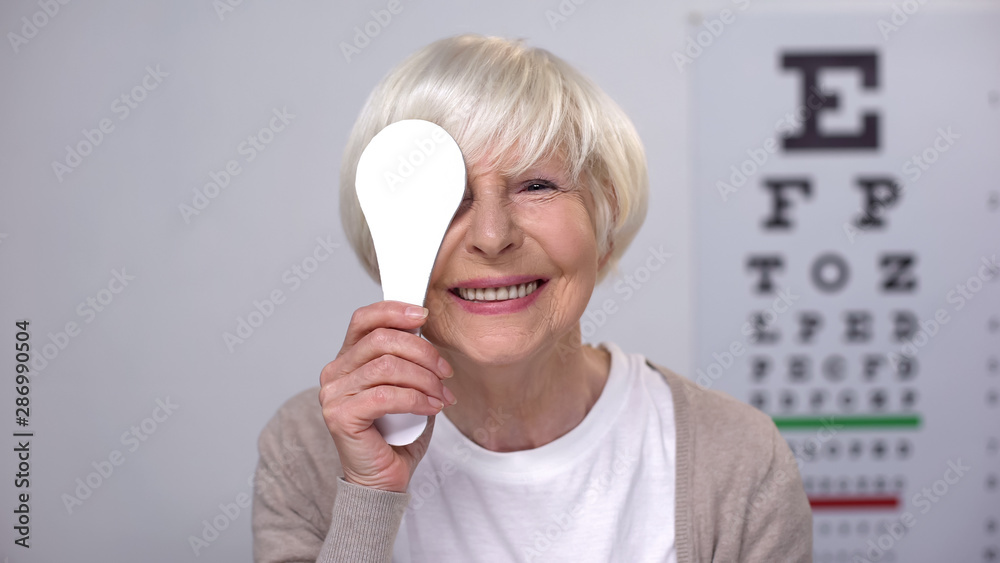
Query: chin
449 329 541 366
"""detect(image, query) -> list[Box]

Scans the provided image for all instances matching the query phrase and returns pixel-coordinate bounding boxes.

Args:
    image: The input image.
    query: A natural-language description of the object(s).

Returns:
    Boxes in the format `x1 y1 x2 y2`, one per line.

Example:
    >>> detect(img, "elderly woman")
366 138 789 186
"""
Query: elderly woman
253 34 811 562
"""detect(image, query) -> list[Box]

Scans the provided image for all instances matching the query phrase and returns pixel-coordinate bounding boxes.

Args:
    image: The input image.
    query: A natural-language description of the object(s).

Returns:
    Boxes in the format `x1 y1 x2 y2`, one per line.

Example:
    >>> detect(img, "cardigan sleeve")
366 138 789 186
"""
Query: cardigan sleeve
252 389 411 563
316 478 411 562
735 422 813 562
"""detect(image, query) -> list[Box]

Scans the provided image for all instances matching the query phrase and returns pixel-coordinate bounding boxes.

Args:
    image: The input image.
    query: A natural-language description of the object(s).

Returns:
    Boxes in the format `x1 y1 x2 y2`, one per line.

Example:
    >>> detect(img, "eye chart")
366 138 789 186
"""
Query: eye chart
690 7 999 562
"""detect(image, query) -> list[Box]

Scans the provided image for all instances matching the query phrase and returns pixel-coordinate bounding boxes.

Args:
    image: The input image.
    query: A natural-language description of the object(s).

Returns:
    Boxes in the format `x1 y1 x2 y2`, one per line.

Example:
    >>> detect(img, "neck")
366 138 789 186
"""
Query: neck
437 329 611 452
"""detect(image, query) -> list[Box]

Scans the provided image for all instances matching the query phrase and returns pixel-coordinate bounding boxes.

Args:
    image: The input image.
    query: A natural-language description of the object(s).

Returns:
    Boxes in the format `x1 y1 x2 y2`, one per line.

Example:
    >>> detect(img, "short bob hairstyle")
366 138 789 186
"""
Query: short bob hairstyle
339 34 648 286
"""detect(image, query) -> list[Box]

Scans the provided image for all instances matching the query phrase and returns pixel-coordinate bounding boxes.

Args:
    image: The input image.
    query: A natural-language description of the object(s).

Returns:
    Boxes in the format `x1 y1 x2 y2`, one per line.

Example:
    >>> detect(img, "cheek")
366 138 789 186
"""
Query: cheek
420 287 459 343
523 204 598 273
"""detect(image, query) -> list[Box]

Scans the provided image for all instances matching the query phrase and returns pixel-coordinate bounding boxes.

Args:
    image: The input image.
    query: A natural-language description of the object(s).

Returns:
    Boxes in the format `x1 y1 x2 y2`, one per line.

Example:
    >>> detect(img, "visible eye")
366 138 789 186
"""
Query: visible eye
523 180 557 193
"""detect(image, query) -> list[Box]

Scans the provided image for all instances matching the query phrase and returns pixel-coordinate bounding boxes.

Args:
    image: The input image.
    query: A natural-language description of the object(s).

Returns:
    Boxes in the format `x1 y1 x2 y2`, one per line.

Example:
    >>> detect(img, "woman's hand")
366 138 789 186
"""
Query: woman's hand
319 300 456 493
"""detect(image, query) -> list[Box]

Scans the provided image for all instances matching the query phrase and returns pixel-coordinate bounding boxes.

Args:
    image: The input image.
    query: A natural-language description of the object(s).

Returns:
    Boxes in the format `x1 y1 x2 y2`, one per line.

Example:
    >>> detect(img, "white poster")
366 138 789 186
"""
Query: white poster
691 7 1000 562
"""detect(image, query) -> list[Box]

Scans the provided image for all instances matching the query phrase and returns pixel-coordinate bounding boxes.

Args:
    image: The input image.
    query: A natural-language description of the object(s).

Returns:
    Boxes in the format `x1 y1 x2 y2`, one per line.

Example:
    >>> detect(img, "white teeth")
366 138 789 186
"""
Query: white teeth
457 281 540 302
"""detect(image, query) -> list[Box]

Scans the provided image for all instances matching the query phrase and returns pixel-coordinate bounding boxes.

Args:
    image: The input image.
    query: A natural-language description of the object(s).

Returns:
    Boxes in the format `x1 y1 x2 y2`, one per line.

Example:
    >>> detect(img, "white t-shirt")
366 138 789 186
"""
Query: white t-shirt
392 341 678 563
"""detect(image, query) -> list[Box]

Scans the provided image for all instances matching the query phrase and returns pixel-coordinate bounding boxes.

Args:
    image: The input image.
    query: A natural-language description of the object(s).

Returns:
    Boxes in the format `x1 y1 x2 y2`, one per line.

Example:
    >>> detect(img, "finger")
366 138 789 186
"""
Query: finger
321 353 451 407
334 326 451 384
346 354 451 405
341 301 430 353
335 385 443 434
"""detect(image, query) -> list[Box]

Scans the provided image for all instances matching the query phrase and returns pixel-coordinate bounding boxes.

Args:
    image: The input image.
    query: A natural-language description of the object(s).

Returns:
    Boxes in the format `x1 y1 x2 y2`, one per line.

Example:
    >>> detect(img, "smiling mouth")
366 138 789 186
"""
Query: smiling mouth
450 279 547 302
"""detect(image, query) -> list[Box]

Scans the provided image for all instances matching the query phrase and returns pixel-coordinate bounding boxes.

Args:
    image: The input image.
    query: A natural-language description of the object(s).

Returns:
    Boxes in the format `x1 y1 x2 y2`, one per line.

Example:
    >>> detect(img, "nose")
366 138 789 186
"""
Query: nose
463 181 523 259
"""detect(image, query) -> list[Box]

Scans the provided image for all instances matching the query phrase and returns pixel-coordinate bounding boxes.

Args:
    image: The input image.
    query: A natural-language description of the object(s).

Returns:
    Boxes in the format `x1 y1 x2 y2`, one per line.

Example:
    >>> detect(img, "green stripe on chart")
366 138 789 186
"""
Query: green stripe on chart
771 415 921 430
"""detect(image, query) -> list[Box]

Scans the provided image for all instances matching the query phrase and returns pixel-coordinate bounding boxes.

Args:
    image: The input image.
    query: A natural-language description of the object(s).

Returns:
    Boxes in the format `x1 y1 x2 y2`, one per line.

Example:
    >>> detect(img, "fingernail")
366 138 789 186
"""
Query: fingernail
442 386 457 405
427 396 445 409
438 357 452 377
405 306 429 319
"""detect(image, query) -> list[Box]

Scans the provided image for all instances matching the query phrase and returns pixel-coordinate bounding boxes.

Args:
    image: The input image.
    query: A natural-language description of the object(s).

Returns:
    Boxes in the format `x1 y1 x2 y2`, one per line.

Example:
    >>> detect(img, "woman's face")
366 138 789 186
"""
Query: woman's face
421 149 604 366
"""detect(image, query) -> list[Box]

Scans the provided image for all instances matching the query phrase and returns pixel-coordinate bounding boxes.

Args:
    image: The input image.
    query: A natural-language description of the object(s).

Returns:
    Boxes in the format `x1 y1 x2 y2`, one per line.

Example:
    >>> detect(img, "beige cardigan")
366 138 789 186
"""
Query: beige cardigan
252 359 813 562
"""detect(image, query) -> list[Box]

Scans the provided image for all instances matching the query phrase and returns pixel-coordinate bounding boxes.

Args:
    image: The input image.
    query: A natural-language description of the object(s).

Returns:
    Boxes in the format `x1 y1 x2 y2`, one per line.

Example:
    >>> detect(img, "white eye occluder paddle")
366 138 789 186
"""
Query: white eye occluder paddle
355 119 466 446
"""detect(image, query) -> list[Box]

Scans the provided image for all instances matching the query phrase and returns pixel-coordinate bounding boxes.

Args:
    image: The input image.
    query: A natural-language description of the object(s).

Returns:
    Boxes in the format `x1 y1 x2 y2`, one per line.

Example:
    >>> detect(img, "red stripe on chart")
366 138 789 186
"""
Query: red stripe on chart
809 496 900 510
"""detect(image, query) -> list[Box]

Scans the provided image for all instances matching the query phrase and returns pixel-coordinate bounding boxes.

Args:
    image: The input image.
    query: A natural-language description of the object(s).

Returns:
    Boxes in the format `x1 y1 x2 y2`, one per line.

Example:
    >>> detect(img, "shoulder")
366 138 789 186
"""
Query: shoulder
260 386 326 438
643 358 803 510
255 386 341 530
644 358 783 465
258 386 341 475
645 358 812 559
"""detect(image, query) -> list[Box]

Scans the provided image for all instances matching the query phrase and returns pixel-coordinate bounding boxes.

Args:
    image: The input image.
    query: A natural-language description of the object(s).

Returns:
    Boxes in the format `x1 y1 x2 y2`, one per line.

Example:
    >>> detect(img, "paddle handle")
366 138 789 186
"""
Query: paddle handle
373 326 431 446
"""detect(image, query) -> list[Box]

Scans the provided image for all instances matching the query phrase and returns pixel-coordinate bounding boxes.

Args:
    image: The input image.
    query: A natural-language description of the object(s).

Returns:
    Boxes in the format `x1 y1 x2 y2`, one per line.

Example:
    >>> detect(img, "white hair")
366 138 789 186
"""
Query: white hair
339 34 649 285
